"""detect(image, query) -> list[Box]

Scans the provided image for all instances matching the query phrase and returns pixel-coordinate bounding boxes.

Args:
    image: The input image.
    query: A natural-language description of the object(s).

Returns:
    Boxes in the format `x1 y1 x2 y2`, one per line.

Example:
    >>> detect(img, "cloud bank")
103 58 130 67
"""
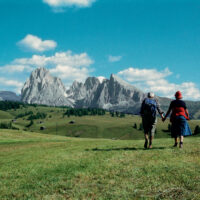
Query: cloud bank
118 67 200 100
17 34 57 52
0 78 23 94
0 51 94 88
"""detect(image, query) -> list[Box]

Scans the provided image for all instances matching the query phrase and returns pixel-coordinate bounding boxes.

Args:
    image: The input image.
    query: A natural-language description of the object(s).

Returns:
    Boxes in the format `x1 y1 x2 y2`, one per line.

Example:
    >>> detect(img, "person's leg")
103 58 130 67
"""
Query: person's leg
144 133 148 149
173 137 178 147
142 116 149 149
149 135 154 148
149 117 157 149
179 136 184 148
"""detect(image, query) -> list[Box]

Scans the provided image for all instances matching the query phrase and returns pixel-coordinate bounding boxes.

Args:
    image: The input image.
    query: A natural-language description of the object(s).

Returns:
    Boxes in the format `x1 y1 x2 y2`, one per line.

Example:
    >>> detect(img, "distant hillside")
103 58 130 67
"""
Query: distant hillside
0 91 20 101
1 104 200 139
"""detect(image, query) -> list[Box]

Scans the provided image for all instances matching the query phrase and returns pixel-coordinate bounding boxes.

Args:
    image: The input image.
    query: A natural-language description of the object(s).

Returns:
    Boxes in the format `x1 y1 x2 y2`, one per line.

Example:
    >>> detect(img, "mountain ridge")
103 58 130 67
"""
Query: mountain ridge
1 67 200 119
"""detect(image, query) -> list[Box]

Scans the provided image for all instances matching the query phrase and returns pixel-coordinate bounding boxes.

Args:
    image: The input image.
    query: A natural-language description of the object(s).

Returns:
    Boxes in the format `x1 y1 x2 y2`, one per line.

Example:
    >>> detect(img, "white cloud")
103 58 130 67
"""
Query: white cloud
17 34 57 52
14 51 93 68
0 78 23 94
117 67 200 100
43 0 96 8
108 55 122 63
0 65 33 73
118 67 171 82
0 51 94 86
50 65 90 84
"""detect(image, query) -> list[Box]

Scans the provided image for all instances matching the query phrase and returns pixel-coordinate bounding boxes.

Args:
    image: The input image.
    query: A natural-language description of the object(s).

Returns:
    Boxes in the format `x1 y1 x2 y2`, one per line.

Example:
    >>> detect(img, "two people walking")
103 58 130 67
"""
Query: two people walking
140 91 192 149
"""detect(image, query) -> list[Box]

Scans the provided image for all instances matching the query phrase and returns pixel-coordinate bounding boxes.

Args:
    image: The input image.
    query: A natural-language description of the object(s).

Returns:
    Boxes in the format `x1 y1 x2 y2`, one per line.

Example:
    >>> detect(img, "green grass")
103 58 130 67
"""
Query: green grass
1 105 199 140
0 129 199 199
0 110 13 120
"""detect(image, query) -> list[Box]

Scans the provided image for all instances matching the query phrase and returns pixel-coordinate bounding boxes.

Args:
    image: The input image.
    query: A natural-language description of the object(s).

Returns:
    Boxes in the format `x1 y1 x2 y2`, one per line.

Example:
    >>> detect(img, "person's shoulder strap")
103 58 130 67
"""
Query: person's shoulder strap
148 98 157 105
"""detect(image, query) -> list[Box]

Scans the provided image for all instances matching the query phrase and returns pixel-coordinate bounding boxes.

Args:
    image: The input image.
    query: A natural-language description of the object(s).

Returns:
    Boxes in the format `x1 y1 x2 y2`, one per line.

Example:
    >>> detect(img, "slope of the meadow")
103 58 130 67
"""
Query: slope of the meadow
1 105 199 140
0 130 199 199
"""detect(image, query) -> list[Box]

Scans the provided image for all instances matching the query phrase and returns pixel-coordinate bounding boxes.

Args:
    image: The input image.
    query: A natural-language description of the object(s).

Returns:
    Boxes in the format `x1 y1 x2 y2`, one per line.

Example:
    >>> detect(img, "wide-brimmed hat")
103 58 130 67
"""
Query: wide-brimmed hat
175 91 182 99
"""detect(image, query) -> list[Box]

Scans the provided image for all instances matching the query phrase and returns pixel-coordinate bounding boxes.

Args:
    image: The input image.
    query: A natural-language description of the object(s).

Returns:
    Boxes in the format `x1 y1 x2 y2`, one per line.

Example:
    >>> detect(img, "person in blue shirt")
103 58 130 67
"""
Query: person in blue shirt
140 92 164 149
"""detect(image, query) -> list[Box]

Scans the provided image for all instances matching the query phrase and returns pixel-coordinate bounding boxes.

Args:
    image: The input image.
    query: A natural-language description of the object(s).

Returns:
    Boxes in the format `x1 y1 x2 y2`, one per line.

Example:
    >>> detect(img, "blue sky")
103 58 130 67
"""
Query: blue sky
0 0 200 100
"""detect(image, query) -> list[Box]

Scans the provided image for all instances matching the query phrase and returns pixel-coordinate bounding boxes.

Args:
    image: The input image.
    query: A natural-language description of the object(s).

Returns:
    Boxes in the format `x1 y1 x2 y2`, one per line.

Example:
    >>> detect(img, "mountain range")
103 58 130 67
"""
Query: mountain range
1 67 200 119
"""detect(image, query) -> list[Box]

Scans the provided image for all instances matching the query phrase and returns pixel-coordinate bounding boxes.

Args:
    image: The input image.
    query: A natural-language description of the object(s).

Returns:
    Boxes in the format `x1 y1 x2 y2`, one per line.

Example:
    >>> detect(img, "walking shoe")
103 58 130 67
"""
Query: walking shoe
173 143 178 147
149 145 152 149
179 142 183 148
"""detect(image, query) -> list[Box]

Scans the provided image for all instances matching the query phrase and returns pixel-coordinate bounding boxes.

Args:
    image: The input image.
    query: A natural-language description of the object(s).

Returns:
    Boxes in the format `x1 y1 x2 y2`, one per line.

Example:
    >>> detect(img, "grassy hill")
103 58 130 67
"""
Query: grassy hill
1 105 200 140
0 105 200 199
0 130 199 199
0 110 13 120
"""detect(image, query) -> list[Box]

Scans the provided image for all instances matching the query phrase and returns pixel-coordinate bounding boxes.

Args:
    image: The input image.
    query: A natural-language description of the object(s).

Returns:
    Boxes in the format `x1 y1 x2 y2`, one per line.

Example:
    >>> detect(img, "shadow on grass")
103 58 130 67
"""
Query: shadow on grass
86 146 168 152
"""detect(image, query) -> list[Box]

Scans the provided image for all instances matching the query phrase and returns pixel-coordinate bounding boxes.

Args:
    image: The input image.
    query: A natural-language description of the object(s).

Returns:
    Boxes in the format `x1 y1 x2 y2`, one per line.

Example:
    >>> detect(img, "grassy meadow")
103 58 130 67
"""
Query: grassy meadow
0 105 200 199
0 130 199 199
1 105 200 140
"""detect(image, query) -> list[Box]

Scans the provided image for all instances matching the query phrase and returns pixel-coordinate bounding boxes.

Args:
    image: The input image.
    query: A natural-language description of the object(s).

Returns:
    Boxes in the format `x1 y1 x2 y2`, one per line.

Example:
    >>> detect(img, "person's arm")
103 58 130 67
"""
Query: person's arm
183 102 190 120
156 100 164 119
140 99 145 116
162 102 172 122
163 108 171 121
185 109 190 120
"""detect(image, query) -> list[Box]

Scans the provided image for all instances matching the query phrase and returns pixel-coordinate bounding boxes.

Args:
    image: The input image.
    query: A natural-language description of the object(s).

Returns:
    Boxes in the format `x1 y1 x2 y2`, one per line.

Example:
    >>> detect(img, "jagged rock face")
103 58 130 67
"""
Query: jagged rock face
0 91 21 101
92 74 145 113
21 68 74 107
66 81 86 101
68 74 146 113
19 68 169 114
81 77 101 107
20 67 147 112
14 67 200 118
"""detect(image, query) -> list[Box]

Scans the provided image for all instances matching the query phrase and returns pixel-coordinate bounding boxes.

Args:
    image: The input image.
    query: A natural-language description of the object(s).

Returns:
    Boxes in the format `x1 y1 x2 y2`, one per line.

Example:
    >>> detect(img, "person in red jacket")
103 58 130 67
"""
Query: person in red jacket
162 91 192 148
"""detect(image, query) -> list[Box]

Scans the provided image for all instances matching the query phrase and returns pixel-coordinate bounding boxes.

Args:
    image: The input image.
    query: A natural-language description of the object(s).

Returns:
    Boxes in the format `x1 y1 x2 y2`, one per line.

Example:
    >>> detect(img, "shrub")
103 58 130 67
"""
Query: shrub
28 112 47 120
16 111 33 119
139 123 143 131
26 120 34 128
0 122 19 130
120 113 125 118
133 123 137 129
0 122 12 129
194 125 200 135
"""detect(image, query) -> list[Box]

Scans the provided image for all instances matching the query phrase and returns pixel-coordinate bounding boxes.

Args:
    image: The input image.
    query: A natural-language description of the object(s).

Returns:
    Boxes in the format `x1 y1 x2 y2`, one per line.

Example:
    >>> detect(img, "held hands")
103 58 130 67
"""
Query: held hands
161 114 166 122
162 117 166 122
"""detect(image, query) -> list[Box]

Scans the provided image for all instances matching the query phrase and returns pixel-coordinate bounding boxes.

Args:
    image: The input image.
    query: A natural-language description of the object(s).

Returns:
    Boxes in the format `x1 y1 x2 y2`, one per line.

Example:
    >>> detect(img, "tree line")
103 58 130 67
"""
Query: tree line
16 111 34 119
0 122 19 130
0 101 25 111
64 108 106 117
27 112 47 120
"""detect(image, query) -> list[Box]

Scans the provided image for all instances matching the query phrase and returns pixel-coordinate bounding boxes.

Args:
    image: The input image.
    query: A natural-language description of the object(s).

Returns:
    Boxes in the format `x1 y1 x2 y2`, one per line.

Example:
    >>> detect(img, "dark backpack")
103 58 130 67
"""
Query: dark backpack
143 98 157 118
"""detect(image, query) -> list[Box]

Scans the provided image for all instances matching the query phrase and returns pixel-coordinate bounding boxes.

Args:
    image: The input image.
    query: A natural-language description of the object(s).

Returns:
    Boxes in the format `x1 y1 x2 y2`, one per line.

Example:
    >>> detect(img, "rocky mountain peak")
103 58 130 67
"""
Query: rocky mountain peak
109 73 142 92
84 77 100 90
3 67 200 118
21 68 73 106
30 67 49 80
